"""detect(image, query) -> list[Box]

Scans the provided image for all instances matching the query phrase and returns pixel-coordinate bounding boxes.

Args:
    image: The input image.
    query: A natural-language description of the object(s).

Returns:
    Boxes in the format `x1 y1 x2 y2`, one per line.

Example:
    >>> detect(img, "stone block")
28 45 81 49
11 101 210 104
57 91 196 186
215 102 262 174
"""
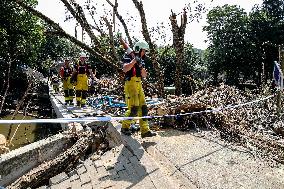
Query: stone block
50 178 71 189
117 154 130 165
124 162 139 181
129 156 139 164
79 173 91 185
96 166 110 181
69 172 80 182
76 164 87 175
81 182 93 189
93 159 104 168
117 170 129 180
36 186 48 189
108 168 119 180
70 178 81 189
129 157 146 178
49 172 68 185
114 162 125 172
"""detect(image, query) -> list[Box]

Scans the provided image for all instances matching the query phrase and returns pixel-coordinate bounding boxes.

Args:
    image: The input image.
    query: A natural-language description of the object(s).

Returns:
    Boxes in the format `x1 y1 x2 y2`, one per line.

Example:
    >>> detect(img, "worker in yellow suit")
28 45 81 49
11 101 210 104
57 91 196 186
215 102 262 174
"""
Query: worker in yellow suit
121 40 157 138
72 53 94 107
60 58 74 105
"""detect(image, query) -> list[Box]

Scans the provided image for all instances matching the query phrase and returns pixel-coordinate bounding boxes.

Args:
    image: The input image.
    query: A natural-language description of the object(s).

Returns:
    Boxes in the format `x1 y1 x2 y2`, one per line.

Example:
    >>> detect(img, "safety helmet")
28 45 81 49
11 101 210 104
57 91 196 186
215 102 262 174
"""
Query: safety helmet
79 52 88 58
134 40 149 52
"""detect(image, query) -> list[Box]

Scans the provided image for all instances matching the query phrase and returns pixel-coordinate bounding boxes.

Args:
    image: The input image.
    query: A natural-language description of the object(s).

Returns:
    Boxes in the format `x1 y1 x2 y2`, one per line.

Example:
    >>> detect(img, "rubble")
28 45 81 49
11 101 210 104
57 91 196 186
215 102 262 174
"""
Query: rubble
148 84 284 163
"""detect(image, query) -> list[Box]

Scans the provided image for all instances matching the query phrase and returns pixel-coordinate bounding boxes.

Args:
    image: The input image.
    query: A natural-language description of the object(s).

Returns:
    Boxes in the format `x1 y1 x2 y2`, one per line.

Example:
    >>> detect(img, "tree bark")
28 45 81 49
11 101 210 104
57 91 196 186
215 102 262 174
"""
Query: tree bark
0 57 11 115
132 0 165 97
102 16 119 64
106 0 133 49
61 0 101 49
170 9 187 96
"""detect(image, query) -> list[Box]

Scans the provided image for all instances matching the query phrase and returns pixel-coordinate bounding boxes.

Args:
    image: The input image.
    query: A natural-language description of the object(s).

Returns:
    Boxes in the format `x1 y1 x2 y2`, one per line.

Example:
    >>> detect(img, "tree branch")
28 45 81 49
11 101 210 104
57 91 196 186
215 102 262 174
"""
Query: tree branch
106 0 133 47
132 0 164 97
169 9 187 96
60 0 101 49
102 17 119 63
14 0 121 73
0 57 12 115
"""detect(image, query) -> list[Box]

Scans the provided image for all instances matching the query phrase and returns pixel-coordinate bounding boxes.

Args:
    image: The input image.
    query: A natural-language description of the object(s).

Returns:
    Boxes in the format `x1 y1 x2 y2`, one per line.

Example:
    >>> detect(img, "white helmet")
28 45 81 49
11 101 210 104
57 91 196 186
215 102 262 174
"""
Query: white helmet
134 40 149 52
80 52 88 58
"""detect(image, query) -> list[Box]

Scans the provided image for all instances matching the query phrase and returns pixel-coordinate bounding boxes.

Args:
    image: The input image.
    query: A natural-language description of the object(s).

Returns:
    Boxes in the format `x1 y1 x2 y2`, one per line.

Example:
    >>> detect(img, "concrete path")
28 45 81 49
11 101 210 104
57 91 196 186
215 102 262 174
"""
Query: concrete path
136 129 284 189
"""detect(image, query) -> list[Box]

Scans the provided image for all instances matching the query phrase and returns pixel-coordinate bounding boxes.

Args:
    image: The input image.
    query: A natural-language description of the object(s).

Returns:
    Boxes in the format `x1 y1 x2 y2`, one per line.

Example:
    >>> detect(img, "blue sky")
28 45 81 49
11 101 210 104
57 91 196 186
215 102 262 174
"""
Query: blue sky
37 0 263 50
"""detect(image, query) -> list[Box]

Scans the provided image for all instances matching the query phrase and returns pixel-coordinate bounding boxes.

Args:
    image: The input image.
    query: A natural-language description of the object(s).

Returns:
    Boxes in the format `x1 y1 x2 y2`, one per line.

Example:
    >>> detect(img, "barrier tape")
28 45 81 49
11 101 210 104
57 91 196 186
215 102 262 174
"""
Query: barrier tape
0 95 275 125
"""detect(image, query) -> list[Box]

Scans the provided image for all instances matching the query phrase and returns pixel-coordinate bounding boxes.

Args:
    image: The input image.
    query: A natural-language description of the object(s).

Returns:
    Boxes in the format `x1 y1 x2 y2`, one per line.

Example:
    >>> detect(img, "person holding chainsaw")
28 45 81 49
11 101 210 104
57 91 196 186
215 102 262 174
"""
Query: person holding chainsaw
120 39 157 138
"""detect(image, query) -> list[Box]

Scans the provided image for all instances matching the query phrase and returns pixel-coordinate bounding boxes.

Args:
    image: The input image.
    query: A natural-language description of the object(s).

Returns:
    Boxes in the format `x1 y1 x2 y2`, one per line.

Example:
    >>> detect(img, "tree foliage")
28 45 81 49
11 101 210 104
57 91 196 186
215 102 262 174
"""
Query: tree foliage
158 43 205 86
0 0 44 94
36 32 82 76
203 1 284 86
204 5 252 85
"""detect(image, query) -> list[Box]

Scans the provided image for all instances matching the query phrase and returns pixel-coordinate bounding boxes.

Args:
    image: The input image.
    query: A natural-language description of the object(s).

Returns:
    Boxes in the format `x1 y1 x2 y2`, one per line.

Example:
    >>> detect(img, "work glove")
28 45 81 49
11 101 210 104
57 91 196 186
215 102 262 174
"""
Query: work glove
135 56 145 68
90 78 96 86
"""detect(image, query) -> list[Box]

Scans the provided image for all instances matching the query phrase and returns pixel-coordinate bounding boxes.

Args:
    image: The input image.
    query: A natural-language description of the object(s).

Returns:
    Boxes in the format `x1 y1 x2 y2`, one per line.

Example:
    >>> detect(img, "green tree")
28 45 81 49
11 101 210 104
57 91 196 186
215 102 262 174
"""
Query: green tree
0 0 44 67
36 32 81 76
0 0 44 113
263 0 284 23
261 0 284 78
157 43 205 87
204 5 256 85
246 1 284 84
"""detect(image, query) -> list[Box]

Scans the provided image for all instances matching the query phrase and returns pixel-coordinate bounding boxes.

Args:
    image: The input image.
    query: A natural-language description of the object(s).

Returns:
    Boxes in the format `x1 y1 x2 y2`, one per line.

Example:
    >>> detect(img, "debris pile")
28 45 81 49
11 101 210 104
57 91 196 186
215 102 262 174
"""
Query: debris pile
90 78 284 162
93 77 158 97
149 85 284 163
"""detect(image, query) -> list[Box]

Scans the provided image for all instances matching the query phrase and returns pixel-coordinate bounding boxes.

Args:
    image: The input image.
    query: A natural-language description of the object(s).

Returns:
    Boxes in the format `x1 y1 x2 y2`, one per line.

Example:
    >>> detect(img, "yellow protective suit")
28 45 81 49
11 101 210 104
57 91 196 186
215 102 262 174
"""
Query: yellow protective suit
121 76 150 134
75 74 88 106
62 76 74 102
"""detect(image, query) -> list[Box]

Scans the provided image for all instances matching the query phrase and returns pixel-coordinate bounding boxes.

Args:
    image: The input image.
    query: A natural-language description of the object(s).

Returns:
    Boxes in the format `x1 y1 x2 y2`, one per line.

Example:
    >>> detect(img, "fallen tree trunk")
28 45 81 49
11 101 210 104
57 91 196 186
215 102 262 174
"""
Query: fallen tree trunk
7 131 95 189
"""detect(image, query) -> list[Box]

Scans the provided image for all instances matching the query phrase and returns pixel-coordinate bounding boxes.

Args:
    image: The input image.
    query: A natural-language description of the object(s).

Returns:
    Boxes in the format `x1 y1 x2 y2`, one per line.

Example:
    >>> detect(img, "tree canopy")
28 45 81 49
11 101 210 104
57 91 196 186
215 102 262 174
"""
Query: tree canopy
203 1 284 86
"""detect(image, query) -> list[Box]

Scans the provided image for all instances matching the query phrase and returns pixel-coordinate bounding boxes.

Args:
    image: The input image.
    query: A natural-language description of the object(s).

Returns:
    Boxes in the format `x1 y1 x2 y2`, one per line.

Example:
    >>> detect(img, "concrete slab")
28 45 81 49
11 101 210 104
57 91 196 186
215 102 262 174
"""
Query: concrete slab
0 133 72 187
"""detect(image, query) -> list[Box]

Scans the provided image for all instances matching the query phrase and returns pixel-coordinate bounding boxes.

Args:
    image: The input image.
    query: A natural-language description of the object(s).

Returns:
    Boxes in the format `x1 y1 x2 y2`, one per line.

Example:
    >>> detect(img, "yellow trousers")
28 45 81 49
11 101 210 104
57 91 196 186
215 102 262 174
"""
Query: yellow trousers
75 74 88 105
122 77 150 134
62 77 74 102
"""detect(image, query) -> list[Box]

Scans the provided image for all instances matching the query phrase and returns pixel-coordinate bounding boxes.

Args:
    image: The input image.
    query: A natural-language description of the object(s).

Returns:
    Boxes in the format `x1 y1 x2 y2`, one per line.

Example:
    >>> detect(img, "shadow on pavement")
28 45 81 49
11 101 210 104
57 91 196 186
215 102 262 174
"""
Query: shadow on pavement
104 135 158 188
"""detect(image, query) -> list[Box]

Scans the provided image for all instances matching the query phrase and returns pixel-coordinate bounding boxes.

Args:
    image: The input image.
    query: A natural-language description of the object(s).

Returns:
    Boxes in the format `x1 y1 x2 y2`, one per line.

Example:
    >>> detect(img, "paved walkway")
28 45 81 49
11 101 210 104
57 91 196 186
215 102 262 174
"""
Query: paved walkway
137 129 284 189
37 127 284 189
38 128 182 189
